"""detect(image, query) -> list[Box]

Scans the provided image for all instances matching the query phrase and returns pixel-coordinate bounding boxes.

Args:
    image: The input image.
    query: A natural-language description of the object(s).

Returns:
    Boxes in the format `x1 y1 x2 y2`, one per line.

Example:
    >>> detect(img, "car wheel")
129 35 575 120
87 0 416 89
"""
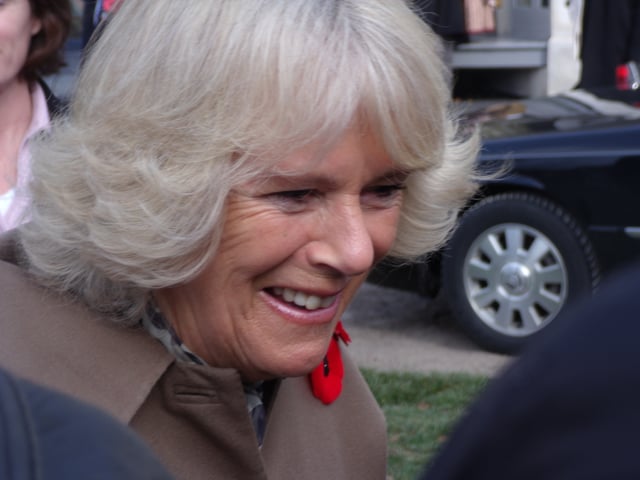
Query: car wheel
442 192 600 354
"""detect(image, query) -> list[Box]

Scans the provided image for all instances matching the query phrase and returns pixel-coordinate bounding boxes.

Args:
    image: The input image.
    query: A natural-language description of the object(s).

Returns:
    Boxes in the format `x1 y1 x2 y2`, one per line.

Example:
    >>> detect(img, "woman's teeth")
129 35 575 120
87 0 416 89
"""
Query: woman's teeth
272 287 335 310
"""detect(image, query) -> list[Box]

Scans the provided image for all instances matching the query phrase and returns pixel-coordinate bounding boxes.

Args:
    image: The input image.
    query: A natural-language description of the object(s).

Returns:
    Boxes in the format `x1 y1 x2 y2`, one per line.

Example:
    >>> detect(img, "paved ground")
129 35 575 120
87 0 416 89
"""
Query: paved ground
343 283 512 377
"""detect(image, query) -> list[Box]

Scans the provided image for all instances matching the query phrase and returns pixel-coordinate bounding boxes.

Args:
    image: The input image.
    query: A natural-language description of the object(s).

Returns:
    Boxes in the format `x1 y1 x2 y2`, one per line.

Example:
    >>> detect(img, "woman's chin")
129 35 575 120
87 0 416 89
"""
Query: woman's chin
261 350 328 380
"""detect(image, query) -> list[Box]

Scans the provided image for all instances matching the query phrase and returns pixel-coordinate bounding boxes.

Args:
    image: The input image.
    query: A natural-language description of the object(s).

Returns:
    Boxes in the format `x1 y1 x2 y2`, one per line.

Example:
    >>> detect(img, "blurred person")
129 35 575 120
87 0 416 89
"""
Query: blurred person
82 0 122 48
92 0 121 25
0 366 174 480
0 0 70 232
0 1 479 478
579 0 640 89
420 261 640 480
81 0 97 48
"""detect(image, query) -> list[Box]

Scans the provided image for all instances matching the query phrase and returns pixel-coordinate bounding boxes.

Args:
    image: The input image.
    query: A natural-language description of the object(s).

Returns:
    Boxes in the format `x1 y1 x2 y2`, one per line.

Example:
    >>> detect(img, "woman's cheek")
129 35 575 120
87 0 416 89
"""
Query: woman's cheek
369 210 403 259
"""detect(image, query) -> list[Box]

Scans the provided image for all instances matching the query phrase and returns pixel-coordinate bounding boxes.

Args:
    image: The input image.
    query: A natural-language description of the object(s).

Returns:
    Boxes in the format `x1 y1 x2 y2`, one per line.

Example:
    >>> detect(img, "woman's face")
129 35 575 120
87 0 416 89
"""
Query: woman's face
157 128 408 381
0 0 41 89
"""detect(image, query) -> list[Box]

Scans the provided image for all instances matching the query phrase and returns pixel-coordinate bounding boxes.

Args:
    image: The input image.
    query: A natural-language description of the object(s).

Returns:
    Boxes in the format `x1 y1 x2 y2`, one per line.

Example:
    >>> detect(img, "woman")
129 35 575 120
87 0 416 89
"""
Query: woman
0 1 479 478
0 0 70 232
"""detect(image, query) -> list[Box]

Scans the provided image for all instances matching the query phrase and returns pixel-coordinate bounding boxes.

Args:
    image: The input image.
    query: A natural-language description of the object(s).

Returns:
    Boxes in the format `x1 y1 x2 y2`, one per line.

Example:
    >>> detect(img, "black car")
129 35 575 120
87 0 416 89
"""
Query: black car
370 89 640 354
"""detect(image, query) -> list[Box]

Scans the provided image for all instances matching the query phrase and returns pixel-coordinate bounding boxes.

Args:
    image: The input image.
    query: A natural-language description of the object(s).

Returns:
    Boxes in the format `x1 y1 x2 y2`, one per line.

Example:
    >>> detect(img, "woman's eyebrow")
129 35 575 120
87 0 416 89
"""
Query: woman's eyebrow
265 168 413 188
369 168 412 184
264 173 340 190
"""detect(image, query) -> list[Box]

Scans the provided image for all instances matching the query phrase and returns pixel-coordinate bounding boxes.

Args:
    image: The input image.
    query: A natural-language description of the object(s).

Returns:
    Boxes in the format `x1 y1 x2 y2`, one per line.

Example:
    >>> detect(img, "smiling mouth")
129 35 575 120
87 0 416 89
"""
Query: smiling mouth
269 287 336 311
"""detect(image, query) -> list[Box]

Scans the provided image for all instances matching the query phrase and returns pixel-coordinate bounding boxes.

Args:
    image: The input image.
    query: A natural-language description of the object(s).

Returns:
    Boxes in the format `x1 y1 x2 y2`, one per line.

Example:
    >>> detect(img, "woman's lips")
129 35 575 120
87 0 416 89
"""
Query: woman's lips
261 287 340 325
271 286 336 310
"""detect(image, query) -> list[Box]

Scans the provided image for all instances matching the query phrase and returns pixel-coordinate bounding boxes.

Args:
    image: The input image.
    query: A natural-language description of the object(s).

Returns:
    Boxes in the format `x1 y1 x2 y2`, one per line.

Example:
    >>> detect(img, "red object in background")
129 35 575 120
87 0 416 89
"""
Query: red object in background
102 0 119 12
616 62 640 91
309 322 352 405
616 65 630 90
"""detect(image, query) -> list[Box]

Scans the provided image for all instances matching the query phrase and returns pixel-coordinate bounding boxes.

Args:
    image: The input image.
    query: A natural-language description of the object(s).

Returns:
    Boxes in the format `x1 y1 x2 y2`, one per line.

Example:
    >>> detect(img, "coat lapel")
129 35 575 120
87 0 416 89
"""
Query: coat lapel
261 345 387 479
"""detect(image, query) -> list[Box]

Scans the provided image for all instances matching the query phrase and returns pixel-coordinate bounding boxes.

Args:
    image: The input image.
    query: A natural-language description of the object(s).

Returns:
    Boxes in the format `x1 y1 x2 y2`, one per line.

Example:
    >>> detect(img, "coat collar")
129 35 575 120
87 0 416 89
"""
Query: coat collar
0 231 174 423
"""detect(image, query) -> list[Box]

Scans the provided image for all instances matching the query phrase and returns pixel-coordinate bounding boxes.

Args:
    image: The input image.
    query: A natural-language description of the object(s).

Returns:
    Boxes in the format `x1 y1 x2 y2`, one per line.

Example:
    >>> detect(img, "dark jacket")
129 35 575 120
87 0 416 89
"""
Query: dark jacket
420 260 640 479
0 367 173 480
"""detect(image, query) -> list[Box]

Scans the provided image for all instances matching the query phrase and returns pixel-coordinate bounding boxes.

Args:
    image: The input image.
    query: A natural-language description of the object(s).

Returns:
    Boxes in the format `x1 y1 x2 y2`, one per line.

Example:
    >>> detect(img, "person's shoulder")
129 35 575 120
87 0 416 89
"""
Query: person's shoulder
420 260 640 480
0 367 174 479
533 258 640 350
0 230 174 423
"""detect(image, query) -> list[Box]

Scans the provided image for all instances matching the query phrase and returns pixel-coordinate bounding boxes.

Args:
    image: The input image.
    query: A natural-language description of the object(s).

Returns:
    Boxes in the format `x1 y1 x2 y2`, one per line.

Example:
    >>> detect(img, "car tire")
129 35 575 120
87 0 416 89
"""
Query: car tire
442 192 600 354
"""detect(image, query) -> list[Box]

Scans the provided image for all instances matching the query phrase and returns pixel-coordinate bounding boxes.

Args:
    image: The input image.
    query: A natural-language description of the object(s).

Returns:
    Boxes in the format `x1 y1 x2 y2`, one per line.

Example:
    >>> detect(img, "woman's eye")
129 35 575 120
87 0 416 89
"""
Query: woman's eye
268 189 317 211
276 189 313 200
362 184 406 207
370 184 406 197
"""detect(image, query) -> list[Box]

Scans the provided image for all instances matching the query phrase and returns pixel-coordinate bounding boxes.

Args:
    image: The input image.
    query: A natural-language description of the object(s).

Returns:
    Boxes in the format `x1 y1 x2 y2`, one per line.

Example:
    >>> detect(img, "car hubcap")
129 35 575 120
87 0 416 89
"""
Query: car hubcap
463 223 568 337
499 262 532 296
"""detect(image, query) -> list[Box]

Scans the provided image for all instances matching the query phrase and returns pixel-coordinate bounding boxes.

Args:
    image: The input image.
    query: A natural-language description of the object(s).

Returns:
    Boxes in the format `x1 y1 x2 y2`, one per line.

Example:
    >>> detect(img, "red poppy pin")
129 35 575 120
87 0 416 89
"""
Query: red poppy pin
309 321 351 404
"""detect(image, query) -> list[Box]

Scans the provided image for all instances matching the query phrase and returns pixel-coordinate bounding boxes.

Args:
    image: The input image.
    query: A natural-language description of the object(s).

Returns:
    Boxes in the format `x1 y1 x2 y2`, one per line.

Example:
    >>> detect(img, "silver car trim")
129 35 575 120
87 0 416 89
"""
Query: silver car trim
624 227 640 239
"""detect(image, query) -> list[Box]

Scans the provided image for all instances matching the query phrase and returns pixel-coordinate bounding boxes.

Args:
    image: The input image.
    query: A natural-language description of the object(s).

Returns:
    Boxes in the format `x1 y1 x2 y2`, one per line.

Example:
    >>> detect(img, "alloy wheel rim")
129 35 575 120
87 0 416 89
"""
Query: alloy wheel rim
462 223 568 337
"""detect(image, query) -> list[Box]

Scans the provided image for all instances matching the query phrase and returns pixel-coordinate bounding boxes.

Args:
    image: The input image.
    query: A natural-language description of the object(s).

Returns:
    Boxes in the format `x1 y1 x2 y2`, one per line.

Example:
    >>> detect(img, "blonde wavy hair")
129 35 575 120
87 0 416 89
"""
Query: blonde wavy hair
20 0 480 325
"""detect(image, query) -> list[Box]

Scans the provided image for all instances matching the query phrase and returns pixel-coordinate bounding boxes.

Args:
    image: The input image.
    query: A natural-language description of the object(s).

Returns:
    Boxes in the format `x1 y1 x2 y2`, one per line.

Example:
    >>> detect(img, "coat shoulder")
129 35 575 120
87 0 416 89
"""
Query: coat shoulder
0 236 173 422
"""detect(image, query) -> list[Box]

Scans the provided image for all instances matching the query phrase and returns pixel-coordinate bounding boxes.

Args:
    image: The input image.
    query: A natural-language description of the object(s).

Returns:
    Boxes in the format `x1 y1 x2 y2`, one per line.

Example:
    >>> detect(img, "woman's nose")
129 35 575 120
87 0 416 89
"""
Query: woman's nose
307 203 376 277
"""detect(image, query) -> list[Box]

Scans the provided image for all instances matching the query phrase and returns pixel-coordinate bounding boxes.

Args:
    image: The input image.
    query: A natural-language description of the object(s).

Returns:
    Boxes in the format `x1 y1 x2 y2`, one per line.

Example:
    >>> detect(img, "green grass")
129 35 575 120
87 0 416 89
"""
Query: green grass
362 369 488 480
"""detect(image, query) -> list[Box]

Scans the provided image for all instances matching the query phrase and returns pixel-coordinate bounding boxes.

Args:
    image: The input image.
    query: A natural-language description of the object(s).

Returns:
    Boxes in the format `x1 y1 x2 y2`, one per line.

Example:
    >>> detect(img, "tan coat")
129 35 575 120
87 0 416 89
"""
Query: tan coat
0 235 387 479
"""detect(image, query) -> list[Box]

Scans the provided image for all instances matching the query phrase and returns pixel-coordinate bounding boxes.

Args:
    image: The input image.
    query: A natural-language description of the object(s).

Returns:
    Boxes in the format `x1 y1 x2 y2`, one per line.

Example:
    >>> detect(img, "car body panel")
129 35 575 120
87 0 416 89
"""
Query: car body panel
477 101 640 272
